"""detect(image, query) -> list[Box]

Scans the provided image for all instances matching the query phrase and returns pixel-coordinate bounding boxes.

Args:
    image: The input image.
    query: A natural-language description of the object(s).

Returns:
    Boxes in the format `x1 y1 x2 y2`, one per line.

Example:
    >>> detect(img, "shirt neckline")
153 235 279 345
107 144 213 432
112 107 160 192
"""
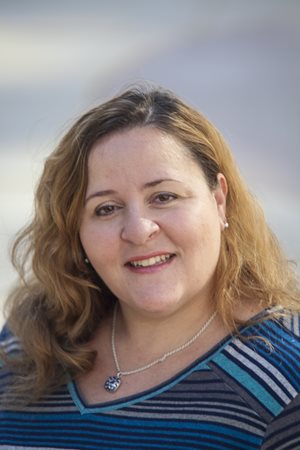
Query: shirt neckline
68 307 277 415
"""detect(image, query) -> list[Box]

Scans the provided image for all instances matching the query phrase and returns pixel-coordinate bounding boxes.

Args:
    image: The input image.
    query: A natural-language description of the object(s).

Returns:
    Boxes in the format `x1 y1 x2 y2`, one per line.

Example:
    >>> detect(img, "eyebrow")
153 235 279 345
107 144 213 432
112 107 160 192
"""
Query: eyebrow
85 178 180 204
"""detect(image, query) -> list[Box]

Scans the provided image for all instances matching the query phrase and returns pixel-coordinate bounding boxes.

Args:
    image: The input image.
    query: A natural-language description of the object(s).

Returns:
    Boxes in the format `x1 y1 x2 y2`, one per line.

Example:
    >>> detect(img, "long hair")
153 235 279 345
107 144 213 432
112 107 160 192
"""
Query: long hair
3 84 300 403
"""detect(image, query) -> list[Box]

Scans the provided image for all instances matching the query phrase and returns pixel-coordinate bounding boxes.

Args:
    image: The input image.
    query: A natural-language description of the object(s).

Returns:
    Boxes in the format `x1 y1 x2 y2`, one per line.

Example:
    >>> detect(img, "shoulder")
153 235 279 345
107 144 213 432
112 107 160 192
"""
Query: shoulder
236 310 300 388
0 325 21 363
241 308 300 353
280 310 300 337
258 311 300 450
210 310 300 421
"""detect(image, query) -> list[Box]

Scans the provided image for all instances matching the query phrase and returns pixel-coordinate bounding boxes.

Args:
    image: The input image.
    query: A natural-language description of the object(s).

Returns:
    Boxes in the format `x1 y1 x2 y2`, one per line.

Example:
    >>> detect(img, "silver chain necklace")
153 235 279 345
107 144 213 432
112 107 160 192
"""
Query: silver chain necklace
104 304 217 393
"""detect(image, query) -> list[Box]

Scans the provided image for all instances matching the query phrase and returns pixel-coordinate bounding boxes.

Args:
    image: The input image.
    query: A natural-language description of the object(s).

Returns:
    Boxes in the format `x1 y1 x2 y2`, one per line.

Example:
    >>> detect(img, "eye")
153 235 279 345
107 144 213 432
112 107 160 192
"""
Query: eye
152 192 178 205
94 203 122 217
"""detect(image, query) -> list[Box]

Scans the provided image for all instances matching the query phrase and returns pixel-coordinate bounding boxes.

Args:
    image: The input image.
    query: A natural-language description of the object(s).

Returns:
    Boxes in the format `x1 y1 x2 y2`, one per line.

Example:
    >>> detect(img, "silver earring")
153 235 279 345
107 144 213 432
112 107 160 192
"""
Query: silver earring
224 221 229 229
84 257 90 264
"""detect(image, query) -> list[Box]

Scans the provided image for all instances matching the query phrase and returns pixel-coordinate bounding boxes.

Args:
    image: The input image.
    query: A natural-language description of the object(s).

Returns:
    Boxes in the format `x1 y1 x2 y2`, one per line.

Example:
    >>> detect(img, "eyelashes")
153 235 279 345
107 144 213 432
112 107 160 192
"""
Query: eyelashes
93 192 179 218
151 192 178 204
95 204 122 217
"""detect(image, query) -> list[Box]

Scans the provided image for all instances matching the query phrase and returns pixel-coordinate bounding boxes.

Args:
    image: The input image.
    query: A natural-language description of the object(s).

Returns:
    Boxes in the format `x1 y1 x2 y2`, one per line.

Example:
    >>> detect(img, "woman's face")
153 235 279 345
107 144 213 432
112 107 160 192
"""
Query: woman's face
80 127 227 318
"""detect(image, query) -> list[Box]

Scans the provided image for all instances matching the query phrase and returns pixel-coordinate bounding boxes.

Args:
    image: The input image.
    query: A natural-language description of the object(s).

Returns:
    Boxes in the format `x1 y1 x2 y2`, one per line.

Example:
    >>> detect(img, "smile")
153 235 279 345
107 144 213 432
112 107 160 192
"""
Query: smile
128 254 175 268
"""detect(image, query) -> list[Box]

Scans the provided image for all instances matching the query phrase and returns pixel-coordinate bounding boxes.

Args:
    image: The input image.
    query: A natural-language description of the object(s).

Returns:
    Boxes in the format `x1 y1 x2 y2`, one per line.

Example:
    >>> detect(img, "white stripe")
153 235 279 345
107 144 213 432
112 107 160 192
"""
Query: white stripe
147 399 254 412
0 336 21 353
128 402 264 426
231 339 298 397
293 314 300 336
282 313 300 336
233 339 298 398
226 341 297 402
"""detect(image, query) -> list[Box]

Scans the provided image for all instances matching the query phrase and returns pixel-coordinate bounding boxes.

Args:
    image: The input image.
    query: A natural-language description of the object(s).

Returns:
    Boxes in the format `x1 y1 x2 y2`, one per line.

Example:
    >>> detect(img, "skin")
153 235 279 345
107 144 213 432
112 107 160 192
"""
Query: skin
78 127 227 403
77 126 229 403
80 126 227 322
80 127 227 328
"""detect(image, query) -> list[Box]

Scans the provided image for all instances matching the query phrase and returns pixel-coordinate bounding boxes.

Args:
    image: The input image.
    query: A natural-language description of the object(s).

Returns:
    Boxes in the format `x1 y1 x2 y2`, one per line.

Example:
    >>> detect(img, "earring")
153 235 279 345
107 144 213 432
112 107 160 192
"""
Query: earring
84 257 90 264
224 221 229 229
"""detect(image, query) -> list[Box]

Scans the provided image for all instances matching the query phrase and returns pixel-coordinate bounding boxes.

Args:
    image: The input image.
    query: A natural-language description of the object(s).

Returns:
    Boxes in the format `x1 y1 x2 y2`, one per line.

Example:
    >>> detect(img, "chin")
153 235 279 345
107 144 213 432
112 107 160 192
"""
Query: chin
131 297 184 317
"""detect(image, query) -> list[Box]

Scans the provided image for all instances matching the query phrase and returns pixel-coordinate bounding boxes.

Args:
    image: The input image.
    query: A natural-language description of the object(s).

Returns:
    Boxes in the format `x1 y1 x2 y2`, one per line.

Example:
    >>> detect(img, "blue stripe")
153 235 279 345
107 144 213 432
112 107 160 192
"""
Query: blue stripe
1 312 300 449
0 412 263 445
213 353 283 415
68 356 220 414
245 324 300 388
229 341 293 401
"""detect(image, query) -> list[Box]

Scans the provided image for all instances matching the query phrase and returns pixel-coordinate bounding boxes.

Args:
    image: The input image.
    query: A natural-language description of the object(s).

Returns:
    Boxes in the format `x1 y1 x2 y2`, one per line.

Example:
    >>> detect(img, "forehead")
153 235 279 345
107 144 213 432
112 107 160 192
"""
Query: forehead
84 127 210 196
88 127 194 173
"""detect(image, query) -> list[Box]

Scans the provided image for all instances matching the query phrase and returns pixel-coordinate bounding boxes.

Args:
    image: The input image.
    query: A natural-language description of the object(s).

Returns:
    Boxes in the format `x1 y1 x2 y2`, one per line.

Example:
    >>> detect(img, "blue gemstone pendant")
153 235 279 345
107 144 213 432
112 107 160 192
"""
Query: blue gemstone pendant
104 375 121 393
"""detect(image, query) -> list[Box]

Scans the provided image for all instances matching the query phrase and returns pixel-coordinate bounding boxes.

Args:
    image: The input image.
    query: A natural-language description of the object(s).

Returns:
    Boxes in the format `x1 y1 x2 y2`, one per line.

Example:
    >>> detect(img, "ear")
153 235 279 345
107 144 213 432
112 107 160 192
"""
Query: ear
213 173 228 230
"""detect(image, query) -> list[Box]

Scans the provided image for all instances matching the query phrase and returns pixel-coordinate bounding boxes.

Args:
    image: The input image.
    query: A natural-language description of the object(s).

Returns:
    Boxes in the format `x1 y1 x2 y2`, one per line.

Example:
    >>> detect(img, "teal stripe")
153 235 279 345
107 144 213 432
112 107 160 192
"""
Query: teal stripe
68 360 212 414
214 353 282 415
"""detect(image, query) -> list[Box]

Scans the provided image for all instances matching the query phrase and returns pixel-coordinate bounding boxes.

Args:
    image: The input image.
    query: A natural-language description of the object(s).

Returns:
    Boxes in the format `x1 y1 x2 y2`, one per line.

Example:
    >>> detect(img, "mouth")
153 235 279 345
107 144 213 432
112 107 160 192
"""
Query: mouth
126 253 176 268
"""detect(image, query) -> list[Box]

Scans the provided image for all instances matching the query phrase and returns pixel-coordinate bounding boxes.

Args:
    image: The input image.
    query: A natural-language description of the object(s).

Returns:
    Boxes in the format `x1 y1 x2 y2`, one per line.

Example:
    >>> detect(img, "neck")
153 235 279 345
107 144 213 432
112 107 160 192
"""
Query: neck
103 301 222 394
114 300 219 360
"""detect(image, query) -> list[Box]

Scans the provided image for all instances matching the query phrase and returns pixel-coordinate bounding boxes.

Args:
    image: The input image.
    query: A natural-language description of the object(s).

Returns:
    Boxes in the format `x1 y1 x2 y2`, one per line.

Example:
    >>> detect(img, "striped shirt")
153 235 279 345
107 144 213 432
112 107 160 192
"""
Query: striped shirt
0 311 300 449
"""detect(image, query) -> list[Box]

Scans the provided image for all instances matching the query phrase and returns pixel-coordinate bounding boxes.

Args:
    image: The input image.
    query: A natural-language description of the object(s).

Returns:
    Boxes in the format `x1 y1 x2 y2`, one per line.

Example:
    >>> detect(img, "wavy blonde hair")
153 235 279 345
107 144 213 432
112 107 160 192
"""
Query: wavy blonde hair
3 84 300 403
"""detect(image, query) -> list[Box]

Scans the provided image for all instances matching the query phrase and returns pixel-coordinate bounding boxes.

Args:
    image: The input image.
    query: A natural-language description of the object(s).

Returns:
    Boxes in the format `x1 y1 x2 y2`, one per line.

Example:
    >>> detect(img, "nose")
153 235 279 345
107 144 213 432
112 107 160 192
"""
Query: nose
120 211 160 245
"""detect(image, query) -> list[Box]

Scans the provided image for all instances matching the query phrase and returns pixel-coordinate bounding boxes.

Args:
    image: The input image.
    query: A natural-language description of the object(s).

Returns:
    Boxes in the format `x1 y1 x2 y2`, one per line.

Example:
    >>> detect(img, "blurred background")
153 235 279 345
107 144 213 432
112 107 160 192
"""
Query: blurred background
1 0 300 326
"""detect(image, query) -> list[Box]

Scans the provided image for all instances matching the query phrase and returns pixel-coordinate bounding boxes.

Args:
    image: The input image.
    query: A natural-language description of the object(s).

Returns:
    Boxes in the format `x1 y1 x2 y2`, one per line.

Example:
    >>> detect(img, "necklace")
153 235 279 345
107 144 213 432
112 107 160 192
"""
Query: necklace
104 304 217 393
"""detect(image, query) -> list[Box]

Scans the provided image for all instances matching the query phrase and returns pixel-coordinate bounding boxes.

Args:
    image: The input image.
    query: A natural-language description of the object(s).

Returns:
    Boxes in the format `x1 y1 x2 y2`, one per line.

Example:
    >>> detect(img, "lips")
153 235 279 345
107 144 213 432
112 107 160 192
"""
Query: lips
126 253 175 268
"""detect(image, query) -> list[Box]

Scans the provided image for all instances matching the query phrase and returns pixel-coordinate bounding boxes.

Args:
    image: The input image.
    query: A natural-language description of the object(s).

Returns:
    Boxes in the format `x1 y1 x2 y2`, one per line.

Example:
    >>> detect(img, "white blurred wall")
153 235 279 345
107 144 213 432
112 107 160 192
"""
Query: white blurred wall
1 0 300 326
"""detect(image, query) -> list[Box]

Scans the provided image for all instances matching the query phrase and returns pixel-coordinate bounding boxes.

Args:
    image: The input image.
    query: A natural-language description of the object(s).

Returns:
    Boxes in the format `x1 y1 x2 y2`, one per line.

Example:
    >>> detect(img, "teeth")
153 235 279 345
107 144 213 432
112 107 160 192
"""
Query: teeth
130 254 172 268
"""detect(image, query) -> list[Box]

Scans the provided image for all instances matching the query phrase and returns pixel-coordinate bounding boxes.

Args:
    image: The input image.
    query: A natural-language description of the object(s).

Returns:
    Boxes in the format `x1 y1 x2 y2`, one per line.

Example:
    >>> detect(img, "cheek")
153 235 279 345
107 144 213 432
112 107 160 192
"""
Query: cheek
79 222 94 254
182 211 222 257
80 222 115 263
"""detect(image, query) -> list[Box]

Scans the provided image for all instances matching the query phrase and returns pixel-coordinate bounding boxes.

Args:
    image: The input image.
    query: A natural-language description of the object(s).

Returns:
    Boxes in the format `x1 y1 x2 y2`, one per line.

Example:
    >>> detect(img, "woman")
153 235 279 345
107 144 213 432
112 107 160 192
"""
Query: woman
1 85 300 449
